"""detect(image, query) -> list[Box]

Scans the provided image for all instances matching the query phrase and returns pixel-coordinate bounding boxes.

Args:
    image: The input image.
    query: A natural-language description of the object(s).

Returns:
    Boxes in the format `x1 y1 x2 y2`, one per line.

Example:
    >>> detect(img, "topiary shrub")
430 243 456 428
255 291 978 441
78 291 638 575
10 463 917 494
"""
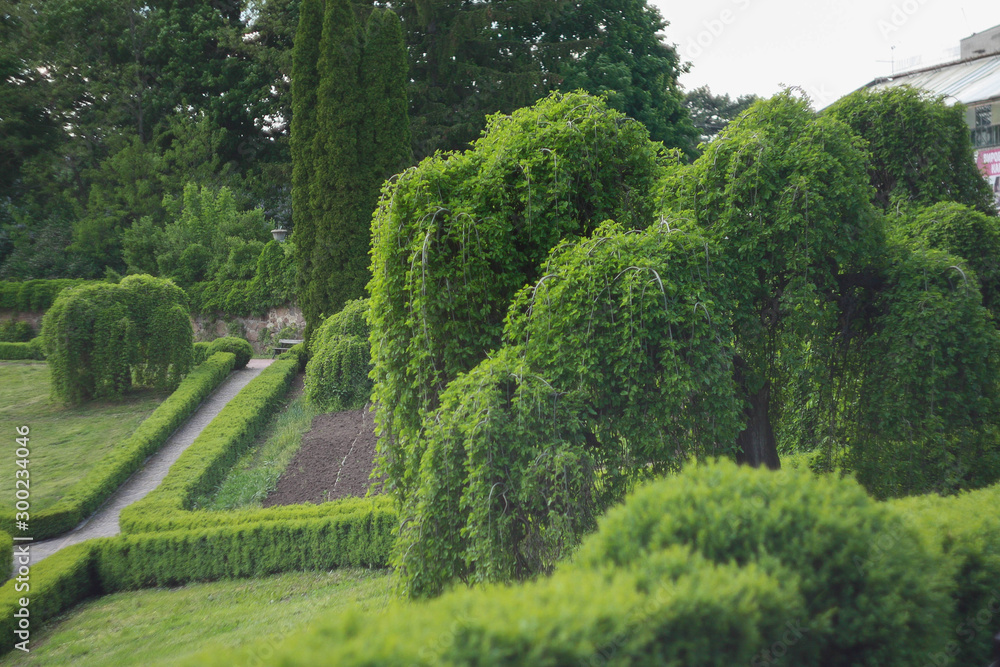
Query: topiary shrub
572 459 952 666
890 485 1000 666
41 275 193 403
208 336 253 370
304 298 371 412
192 341 213 366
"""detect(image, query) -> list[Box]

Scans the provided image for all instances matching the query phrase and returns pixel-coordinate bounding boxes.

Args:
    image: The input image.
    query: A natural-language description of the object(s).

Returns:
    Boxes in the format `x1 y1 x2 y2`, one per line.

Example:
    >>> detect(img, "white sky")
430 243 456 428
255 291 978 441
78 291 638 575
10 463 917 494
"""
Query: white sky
650 0 1000 107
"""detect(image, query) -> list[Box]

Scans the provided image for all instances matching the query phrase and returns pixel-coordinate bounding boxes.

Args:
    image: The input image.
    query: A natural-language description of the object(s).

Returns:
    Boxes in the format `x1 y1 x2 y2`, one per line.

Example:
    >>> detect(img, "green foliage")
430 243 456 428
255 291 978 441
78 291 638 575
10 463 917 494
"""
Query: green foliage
0 318 34 342
305 298 372 412
574 459 951 666
551 0 698 157
660 90 885 468
41 275 193 403
826 86 994 214
122 184 271 286
184 237 297 318
208 336 253 370
370 91 664 504
892 200 1000 314
890 485 1000 666
684 85 761 142
191 549 802 666
0 340 44 361
192 341 213 366
0 278 97 311
0 543 99 658
850 245 1000 497
295 3 410 338
0 353 234 540
395 222 743 597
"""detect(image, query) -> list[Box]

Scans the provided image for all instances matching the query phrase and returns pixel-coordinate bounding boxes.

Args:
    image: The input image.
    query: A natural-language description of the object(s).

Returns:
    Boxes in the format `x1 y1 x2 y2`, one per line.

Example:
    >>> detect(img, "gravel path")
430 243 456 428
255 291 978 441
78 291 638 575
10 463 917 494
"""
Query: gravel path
16 359 273 571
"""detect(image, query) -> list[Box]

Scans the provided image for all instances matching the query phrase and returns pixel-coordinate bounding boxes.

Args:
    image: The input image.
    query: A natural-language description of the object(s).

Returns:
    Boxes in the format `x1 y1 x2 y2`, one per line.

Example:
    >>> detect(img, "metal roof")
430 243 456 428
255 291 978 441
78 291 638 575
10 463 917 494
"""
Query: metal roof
865 54 1000 106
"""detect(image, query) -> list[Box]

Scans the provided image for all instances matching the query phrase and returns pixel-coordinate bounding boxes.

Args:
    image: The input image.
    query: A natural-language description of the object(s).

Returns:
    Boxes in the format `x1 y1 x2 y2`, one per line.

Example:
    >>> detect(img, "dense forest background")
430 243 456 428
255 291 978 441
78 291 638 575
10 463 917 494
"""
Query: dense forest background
0 0 752 281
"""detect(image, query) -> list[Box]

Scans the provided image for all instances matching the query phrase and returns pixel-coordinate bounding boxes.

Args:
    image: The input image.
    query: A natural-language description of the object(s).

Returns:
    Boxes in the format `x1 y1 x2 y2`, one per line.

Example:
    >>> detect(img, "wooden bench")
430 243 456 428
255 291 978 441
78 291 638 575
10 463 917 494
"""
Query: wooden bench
272 338 304 358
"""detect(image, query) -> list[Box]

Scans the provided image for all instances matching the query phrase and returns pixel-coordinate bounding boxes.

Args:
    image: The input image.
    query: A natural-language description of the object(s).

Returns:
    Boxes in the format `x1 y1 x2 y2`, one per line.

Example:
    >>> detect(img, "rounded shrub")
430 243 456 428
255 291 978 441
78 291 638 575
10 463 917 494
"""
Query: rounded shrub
208 336 253 370
571 459 952 666
305 298 371 412
192 342 213 366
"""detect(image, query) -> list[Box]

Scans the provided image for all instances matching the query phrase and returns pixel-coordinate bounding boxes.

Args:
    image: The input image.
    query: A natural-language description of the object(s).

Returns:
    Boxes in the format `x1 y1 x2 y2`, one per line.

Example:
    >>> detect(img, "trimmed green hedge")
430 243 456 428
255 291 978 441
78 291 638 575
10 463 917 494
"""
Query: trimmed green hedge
890 485 1000 666
120 357 299 530
208 336 253 370
0 279 100 312
0 498 394 657
0 543 99 656
96 512 394 589
184 462 1000 667
0 339 44 361
0 353 235 540
0 531 10 571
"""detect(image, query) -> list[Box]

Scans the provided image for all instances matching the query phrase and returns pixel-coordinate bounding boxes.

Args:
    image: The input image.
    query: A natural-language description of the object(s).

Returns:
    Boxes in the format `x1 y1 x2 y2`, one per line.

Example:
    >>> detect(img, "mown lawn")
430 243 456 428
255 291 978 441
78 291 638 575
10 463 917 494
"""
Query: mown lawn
191 385 317 511
5 569 392 666
0 361 166 513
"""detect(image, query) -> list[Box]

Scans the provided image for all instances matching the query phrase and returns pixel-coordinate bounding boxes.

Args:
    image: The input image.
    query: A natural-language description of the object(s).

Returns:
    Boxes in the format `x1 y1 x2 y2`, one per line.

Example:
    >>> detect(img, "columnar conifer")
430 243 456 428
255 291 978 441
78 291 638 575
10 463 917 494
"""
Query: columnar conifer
292 2 410 340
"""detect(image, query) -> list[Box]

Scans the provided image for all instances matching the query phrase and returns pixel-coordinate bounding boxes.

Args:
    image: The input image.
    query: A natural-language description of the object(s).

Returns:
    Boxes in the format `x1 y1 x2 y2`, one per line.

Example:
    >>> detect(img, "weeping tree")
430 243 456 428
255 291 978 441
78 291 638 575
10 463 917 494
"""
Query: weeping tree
659 91 885 468
42 274 193 404
368 91 664 503
825 86 994 215
372 90 1000 598
394 222 743 597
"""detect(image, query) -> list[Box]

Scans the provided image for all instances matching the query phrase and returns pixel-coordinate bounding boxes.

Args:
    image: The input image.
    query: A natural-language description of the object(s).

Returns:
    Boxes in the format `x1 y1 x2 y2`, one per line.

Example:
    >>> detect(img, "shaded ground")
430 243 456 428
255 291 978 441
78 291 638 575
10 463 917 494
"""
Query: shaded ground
263 405 379 506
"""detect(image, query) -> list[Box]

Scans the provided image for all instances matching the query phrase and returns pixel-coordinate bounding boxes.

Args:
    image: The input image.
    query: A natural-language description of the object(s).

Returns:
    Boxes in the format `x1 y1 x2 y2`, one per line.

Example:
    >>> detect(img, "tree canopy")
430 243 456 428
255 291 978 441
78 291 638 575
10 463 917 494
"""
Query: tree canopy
369 89 1000 598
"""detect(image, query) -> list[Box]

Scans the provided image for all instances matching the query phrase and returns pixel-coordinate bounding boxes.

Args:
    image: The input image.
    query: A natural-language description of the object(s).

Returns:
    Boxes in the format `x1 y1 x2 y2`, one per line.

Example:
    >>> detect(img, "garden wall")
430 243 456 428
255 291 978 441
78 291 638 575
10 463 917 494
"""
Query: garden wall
1 305 305 354
191 305 305 353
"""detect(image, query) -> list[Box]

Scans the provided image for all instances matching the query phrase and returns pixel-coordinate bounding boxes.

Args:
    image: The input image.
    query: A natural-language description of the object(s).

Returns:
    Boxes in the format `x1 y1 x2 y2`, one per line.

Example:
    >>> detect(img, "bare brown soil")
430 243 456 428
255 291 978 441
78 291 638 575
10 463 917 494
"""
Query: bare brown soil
263 405 380 507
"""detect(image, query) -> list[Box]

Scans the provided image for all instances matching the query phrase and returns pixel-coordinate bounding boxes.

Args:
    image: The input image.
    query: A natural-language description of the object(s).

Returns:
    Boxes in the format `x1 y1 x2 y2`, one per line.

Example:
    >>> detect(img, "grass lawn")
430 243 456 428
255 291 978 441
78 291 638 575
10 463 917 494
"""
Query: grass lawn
191 385 317 511
3 568 392 666
0 361 167 513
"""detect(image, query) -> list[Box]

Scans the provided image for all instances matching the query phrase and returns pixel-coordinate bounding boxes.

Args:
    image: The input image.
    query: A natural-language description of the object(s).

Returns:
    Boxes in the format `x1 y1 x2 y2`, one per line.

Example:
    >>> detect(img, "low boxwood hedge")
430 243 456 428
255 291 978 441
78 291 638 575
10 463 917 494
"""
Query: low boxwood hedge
183 462 1000 667
120 358 297 523
0 339 44 361
0 531 11 571
889 485 1000 666
0 353 235 539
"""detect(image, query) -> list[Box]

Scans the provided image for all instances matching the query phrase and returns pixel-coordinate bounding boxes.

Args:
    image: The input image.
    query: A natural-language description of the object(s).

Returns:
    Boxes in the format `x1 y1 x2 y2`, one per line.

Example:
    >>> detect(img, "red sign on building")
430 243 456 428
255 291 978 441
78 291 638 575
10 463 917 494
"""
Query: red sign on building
976 148 1000 211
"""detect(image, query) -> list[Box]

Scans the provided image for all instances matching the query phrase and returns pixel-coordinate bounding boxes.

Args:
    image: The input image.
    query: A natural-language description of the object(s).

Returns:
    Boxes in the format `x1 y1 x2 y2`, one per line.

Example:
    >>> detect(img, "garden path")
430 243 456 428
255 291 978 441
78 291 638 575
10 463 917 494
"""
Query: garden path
18 359 273 570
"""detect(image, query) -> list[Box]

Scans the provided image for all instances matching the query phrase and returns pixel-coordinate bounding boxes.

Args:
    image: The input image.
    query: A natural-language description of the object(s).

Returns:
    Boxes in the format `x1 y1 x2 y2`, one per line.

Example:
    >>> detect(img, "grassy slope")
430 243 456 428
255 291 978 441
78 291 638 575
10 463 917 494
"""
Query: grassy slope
0 362 165 512
191 386 317 511
3 569 392 666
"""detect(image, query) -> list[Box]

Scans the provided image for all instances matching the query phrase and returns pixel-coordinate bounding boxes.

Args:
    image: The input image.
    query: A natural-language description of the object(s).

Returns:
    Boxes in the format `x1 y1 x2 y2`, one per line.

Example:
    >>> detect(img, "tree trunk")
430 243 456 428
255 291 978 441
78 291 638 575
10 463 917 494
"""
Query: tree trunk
734 358 781 470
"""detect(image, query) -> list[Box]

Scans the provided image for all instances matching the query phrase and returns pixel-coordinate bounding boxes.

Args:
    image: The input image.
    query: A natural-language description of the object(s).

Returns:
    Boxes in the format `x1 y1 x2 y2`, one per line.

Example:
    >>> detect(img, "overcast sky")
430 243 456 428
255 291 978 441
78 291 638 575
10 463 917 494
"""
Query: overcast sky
649 0 1000 107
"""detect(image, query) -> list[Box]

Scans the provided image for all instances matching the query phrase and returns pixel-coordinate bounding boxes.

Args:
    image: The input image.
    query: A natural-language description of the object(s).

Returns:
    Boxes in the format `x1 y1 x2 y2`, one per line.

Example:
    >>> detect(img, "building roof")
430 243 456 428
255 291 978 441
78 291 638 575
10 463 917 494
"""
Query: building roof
864 53 1000 106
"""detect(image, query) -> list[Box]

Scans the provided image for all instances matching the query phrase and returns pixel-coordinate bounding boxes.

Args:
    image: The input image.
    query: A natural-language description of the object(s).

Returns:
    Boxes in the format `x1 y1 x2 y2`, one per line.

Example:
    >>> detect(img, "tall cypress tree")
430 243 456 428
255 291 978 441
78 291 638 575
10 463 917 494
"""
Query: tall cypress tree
303 0 363 338
295 2 410 340
362 9 412 202
290 0 325 333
